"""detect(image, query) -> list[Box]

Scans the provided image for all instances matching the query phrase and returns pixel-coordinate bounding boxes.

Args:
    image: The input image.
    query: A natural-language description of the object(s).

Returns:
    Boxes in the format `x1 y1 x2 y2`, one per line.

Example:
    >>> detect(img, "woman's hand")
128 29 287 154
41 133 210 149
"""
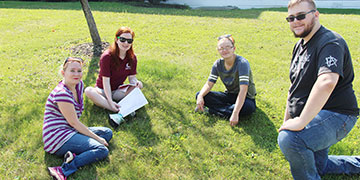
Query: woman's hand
136 80 143 89
109 101 121 112
97 137 109 146
229 114 239 126
196 96 205 112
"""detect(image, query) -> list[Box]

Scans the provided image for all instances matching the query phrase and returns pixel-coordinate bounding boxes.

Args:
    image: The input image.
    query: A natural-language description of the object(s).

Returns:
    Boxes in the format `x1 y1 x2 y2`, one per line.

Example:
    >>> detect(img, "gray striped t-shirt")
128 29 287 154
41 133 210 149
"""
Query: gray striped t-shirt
208 55 256 99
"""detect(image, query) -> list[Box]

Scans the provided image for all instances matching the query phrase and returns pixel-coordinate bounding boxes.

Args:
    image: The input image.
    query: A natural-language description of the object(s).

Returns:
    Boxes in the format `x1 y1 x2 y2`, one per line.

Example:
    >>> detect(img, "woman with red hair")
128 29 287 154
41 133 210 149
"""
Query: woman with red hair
85 27 143 126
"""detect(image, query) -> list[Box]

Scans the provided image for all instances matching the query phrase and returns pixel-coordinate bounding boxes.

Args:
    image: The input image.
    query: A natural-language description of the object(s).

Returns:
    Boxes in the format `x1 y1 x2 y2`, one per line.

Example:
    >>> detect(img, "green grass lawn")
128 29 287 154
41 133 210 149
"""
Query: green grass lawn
1 1 360 179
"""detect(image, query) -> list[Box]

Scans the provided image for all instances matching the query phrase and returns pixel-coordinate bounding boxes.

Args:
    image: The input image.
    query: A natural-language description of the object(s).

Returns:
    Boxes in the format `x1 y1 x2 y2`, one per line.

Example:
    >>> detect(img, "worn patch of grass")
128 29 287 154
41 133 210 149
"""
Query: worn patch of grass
1 1 360 179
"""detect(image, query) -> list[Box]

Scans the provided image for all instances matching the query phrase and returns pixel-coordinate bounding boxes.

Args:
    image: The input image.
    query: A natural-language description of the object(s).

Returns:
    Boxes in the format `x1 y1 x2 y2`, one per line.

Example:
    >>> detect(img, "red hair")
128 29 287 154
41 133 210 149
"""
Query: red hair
109 27 136 68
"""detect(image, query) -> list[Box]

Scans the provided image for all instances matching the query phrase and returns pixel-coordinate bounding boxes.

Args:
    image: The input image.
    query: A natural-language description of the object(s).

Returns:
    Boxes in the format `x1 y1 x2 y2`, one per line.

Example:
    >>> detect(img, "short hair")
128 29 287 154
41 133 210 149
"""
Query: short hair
288 0 316 10
218 34 235 46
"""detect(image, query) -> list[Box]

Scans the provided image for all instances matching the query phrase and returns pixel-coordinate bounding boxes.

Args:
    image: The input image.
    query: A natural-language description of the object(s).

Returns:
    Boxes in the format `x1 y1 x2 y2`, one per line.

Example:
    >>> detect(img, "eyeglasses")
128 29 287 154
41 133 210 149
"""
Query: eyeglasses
117 36 133 44
63 57 84 67
286 9 316 22
218 46 234 51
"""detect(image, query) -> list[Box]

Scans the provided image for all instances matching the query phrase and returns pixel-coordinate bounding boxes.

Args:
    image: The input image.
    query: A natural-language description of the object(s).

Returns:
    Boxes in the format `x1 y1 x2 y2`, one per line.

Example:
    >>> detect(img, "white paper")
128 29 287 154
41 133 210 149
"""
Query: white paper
117 87 148 117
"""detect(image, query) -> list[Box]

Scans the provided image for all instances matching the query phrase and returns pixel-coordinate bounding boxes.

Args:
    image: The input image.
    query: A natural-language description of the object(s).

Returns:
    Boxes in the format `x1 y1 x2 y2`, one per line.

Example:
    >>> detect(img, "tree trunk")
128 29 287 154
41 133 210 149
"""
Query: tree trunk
79 0 102 56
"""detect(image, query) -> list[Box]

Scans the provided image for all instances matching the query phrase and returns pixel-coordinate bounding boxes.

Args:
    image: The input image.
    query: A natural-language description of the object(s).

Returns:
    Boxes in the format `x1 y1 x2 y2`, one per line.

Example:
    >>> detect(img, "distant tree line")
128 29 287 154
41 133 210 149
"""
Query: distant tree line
22 0 166 3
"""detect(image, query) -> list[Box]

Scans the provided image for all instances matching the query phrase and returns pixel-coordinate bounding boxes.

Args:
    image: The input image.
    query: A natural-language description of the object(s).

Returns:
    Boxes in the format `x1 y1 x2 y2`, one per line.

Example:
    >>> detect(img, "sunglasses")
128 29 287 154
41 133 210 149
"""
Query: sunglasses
286 9 316 22
117 36 133 44
63 57 84 66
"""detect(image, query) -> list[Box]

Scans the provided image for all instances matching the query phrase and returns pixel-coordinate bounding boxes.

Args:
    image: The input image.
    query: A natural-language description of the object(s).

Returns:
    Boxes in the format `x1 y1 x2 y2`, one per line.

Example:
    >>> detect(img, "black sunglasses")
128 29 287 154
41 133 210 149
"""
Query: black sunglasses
117 36 133 44
286 9 316 22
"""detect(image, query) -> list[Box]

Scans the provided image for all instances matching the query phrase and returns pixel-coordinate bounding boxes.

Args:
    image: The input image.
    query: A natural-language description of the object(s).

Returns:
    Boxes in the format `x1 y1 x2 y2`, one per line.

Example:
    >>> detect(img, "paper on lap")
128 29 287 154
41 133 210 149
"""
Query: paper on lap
117 87 148 117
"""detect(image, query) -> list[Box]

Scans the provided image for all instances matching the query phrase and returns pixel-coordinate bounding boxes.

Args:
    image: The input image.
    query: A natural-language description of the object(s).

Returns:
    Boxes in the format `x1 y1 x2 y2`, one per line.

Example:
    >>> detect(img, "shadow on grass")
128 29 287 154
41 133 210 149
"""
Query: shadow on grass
82 53 100 87
115 105 159 147
1 1 360 21
120 60 193 146
198 99 278 152
0 1 262 19
323 174 360 180
0 100 45 150
235 107 278 152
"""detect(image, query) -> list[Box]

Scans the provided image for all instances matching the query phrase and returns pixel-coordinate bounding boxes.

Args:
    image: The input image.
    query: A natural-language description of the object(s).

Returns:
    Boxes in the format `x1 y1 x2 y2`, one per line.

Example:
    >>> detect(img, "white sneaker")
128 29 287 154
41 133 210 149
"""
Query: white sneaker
64 151 75 164
108 113 125 128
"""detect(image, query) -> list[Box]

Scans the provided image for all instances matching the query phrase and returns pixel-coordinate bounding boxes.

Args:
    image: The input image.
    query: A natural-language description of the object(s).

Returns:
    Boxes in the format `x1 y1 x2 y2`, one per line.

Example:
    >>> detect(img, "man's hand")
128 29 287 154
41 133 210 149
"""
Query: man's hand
278 117 305 132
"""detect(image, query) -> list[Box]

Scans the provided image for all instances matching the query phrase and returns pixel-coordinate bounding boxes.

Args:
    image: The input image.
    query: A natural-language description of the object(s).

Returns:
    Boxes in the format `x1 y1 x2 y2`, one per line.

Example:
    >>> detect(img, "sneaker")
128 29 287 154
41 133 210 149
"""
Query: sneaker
129 111 136 117
108 113 125 128
195 106 209 113
194 106 200 112
64 151 76 164
48 166 66 180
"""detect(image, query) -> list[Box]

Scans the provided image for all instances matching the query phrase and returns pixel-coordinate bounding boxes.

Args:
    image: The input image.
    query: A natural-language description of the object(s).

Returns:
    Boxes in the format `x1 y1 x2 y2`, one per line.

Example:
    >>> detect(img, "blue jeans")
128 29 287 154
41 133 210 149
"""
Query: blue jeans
278 110 360 180
54 127 113 177
196 91 256 117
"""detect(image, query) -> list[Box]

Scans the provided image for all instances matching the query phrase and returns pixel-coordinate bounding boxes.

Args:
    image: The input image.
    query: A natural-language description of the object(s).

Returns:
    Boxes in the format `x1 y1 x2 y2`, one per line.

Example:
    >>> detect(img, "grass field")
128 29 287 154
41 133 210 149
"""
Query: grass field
1 1 360 179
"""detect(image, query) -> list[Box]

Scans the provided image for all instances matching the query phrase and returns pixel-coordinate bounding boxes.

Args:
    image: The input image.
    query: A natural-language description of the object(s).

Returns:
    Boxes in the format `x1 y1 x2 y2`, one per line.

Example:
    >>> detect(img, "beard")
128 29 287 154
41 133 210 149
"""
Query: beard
292 17 315 38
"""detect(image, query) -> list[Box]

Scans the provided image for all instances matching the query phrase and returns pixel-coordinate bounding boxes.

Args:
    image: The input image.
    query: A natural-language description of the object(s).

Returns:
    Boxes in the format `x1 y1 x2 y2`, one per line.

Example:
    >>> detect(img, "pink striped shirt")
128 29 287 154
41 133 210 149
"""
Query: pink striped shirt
42 80 84 154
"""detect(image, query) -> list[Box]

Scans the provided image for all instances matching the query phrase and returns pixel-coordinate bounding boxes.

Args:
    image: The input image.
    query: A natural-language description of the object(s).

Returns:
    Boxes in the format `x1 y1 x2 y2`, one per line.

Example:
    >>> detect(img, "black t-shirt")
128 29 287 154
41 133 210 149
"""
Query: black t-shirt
288 26 359 118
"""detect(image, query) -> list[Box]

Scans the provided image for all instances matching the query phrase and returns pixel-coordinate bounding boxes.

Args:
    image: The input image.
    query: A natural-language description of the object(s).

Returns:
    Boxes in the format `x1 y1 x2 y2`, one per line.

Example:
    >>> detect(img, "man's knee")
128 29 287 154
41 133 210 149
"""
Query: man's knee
278 130 297 154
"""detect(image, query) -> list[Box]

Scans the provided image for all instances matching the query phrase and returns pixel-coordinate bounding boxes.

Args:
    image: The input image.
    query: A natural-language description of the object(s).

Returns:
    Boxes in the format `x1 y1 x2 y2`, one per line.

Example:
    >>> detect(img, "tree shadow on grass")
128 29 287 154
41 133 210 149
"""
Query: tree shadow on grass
0 1 262 19
0 100 45 150
103 59 196 148
2 1 360 21
82 53 100 87
113 59 194 147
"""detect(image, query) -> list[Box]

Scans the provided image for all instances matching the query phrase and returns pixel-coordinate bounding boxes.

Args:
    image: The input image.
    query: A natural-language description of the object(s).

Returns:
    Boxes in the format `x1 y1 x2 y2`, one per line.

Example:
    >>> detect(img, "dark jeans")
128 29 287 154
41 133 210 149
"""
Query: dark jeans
196 91 256 118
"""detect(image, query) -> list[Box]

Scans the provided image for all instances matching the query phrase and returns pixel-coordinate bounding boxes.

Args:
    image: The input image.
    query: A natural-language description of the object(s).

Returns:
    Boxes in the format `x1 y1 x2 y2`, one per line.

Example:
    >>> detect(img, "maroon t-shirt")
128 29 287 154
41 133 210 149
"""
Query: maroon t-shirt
96 50 137 91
